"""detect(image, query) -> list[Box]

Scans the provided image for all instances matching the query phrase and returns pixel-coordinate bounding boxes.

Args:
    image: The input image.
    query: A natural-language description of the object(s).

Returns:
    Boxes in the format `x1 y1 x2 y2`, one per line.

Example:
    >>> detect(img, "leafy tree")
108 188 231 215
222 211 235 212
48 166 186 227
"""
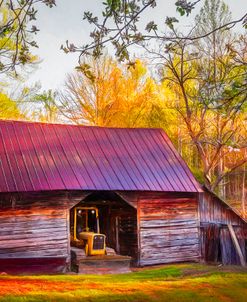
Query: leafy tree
0 91 22 119
18 84 58 122
158 1 247 193
0 0 56 75
58 56 164 128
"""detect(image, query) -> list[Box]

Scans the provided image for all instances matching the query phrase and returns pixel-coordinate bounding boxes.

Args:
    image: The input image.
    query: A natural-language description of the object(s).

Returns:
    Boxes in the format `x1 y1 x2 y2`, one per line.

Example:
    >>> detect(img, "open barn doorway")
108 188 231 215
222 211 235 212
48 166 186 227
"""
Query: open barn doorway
69 191 138 273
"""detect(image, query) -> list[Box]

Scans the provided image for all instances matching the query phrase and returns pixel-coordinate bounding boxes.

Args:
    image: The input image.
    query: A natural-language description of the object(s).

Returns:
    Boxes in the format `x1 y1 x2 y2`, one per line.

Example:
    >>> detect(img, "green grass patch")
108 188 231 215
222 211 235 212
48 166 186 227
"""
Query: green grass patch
0 264 247 302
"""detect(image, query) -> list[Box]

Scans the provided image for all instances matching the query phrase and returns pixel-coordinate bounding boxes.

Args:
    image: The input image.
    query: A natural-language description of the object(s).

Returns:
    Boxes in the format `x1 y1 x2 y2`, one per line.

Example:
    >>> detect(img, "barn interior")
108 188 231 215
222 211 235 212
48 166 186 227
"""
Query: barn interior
69 191 138 272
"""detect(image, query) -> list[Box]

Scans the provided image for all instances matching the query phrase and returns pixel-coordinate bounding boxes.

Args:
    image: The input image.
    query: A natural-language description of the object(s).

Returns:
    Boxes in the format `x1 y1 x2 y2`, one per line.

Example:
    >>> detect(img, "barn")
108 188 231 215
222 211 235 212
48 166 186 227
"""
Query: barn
0 120 246 274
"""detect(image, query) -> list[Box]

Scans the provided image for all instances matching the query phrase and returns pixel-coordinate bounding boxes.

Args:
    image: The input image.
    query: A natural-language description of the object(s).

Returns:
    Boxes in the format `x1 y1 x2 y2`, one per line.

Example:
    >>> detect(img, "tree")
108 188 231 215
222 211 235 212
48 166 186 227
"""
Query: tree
58 56 164 128
0 91 23 119
61 0 247 65
158 1 247 193
0 0 56 75
18 84 58 122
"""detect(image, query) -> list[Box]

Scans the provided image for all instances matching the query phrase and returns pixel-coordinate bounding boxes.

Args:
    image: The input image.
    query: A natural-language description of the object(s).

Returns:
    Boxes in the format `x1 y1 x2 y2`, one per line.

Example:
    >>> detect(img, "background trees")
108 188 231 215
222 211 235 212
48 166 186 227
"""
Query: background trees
156 0 247 213
162 1 246 181
18 86 58 122
58 57 164 128
0 91 22 119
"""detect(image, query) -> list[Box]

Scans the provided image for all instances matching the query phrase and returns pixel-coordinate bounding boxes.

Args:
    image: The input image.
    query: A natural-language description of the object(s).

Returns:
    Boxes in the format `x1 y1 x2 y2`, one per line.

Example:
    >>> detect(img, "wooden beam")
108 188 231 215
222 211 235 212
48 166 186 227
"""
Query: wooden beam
115 192 137 209
66 209 71 271
137 201 141 266
227 224 246 267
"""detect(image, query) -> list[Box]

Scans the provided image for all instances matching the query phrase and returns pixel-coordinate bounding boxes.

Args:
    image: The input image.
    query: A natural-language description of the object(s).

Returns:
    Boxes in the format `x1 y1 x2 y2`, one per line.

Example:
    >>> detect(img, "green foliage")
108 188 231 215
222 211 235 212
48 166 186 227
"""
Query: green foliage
158 0 247 193
175 1 199 17
18 85 58 122
75 64 96 82
165 17 179 30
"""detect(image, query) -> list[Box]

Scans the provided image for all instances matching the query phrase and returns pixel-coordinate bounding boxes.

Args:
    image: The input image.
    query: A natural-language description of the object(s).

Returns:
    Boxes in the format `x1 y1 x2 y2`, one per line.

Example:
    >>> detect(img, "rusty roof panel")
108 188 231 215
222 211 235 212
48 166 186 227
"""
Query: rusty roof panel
0 120 202 193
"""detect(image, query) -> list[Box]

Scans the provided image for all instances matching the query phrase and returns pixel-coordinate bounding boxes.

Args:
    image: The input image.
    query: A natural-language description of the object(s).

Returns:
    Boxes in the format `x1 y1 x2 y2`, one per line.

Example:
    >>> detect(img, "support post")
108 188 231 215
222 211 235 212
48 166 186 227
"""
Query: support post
227 224 246 267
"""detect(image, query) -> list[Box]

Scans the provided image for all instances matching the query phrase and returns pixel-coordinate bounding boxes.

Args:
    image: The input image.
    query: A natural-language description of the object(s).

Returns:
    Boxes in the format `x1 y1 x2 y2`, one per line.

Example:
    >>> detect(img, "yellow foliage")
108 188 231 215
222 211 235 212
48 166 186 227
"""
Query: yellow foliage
60 58 164 128
0 92 22 120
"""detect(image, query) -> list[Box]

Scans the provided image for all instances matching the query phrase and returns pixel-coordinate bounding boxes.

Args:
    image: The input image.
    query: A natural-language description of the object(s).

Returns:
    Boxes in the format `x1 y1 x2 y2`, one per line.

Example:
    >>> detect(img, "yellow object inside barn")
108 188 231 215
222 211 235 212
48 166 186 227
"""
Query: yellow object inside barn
72 207 106 256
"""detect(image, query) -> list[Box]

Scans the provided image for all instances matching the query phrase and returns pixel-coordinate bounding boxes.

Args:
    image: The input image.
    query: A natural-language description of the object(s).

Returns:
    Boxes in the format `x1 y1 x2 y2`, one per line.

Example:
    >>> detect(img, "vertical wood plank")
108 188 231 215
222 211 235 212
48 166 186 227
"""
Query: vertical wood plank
137 199 141 266
66 208 71 271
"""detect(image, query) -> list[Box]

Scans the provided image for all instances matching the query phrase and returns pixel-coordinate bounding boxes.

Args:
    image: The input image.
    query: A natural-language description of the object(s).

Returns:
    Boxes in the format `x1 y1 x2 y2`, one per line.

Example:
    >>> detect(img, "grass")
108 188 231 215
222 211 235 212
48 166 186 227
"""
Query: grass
0 263 247 302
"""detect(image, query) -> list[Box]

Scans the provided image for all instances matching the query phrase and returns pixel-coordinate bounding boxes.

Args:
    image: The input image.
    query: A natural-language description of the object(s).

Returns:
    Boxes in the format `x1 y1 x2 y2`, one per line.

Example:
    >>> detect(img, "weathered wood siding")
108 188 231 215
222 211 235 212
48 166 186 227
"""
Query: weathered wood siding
199 192 246 226
138 192 200 266
0 207 68 259
199 191 247 265
0 191 86 273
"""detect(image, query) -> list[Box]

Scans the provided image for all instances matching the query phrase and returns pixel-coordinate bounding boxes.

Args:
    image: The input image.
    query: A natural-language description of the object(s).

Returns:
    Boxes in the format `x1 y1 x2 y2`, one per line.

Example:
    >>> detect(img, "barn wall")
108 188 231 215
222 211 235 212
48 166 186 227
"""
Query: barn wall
0 207 69 273
199 191 247 265
137 192 200 266
0 191 87 274
199 191 246 226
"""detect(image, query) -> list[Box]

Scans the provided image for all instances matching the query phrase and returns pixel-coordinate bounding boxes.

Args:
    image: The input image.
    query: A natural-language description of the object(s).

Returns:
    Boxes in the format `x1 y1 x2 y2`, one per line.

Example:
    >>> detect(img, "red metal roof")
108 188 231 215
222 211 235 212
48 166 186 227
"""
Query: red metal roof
0 120 201 193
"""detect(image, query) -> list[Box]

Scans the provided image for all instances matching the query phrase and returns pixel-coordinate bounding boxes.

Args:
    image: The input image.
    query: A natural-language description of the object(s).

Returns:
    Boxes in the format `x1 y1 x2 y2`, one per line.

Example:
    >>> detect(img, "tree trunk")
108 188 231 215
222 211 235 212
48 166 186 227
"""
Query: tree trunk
241 165 246 217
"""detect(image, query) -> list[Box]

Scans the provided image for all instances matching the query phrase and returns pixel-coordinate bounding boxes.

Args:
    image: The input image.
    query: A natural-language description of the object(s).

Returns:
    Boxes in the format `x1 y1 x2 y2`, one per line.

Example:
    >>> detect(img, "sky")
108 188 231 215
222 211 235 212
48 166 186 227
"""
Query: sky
20 0 247 92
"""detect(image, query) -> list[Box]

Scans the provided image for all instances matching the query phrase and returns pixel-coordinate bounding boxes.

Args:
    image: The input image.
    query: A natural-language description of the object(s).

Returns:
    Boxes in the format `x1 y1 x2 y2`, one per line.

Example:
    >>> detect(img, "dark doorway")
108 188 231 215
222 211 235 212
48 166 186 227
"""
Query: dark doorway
70 191 138 259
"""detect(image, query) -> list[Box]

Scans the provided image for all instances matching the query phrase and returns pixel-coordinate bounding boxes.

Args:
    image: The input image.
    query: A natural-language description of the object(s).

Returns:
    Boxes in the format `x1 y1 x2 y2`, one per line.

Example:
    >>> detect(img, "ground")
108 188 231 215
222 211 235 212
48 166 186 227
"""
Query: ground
0 264 247 302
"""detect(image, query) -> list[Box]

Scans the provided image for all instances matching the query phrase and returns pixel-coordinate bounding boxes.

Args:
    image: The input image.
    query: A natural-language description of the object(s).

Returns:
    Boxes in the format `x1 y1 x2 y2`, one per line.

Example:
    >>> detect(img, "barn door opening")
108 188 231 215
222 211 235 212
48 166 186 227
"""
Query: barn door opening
107 208 137 257
70 191 138 259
